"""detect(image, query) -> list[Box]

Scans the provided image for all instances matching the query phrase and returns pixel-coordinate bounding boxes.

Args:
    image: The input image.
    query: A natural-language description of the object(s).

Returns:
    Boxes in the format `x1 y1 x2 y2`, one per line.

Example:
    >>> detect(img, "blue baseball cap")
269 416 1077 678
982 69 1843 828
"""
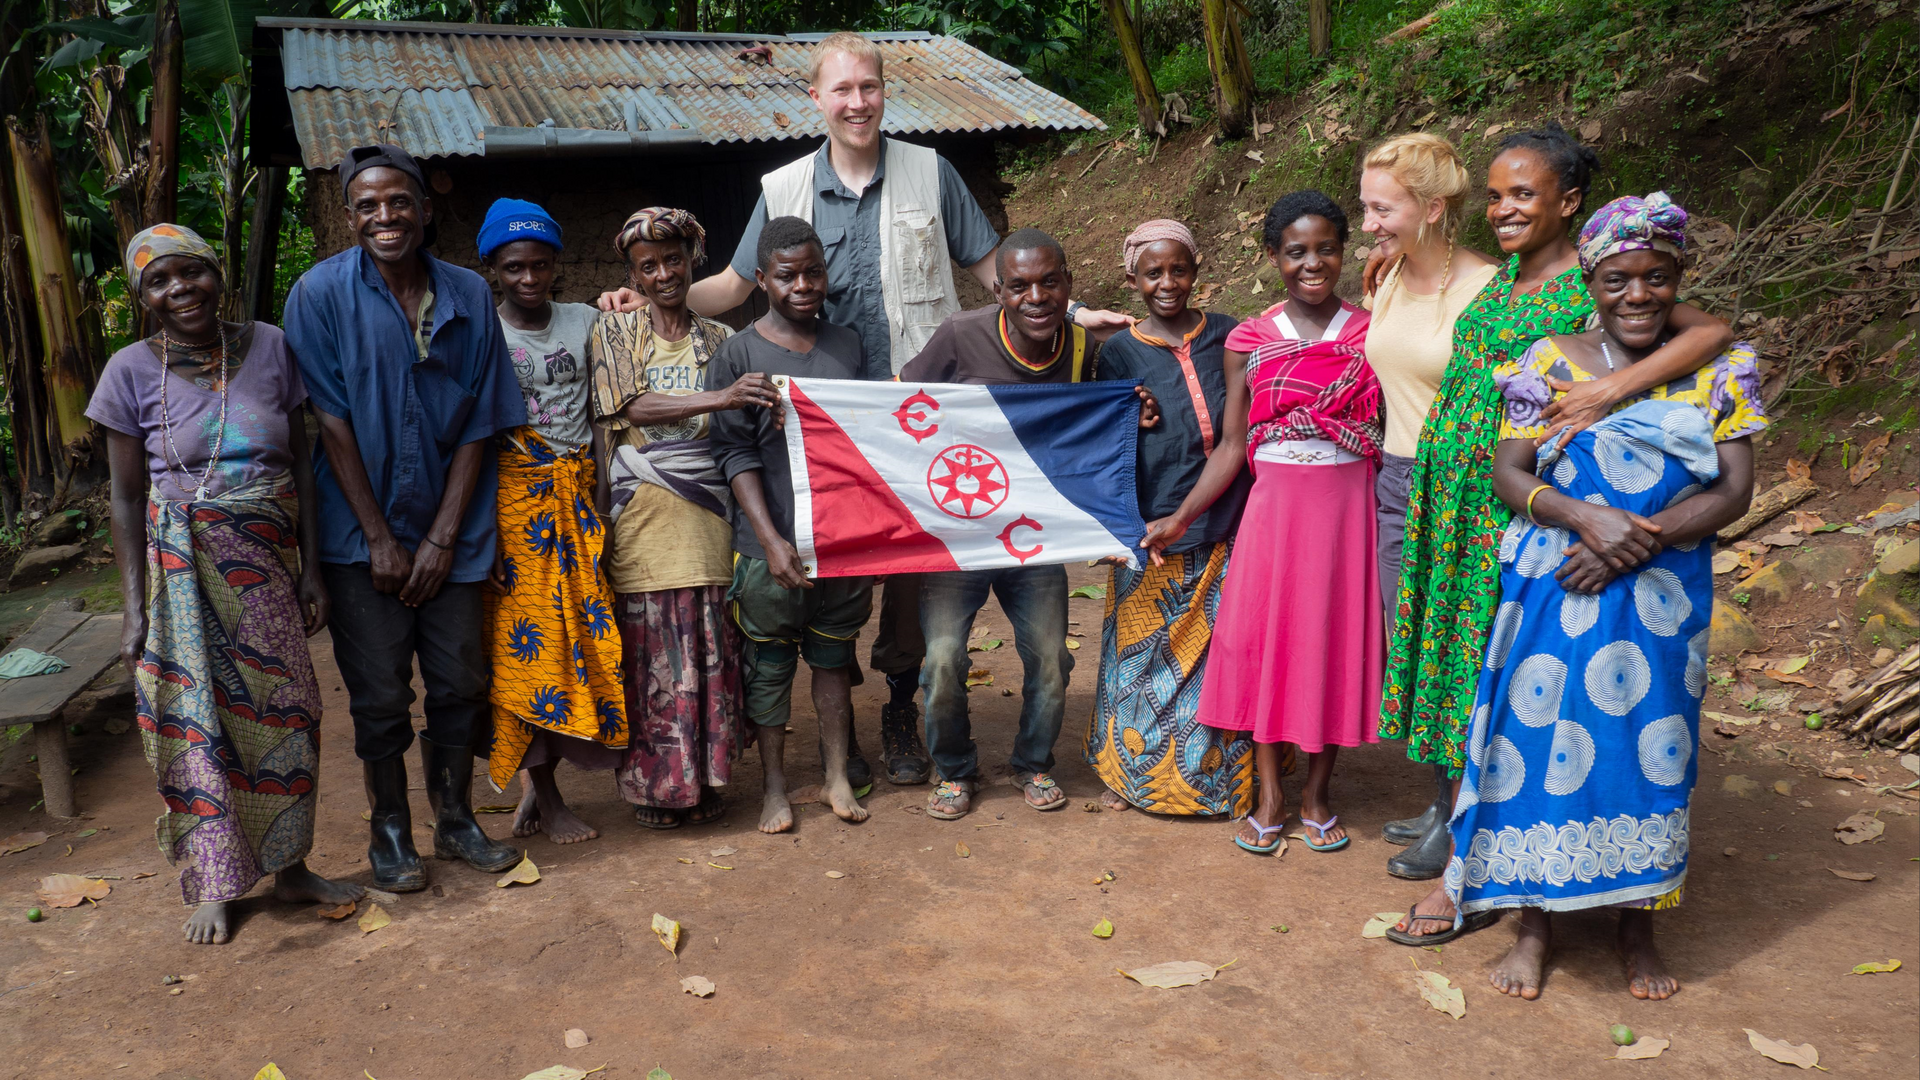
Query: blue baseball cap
478 198 564 260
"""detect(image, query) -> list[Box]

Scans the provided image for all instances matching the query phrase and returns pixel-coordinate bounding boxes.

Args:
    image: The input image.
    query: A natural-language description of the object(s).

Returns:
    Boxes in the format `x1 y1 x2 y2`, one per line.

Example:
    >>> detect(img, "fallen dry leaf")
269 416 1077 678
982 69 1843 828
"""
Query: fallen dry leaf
1835 811 1885 844
36 873 110 908
253 1066 288 1080
358 903 391 933
1064 638 1081 651
1415 966 1465 1019
956 841 971 858
1849 958 1901 975
1092 918 1114 939
565 1028 590 1049
520 1067 602 1080
967 639 1003 652
1849 433 1891 486
1711 550 1742 575
1827 868 1876 881
1745 1029 1818 1069
709 845 736 858
2 830 49 855
1756 532 1803 548
318 900 357 920
652 913 681 955
1614 1038 1670 1060
1118 960 1226 988
646 1068 671 1080
965 668 994 688
1361 912 1406 939
497 854 541 888
824 870 846 879
680 975 716 997
1775 655 1811 674
1784 457 1812 482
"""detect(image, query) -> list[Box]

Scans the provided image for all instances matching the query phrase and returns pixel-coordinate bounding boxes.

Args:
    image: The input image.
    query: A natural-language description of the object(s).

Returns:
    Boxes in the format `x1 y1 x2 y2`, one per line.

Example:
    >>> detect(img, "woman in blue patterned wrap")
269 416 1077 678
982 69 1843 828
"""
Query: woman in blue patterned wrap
1441 192 1763 1001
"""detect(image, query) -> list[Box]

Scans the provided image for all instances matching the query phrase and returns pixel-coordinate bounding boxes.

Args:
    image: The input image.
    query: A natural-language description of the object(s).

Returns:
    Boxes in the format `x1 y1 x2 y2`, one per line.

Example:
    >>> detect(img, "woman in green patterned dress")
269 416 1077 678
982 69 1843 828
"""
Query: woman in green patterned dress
1378 123 1734 943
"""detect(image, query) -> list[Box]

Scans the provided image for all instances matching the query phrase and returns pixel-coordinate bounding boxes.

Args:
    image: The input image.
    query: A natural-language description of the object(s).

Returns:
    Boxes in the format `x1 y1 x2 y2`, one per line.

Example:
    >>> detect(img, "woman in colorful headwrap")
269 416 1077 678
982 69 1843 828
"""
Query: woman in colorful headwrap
1195 192 1385 855
1083 219 1252 817
590 208 770 828
477 198 628 845
1438 192 1761 1000
1376 125 1734 920
91 224 361 944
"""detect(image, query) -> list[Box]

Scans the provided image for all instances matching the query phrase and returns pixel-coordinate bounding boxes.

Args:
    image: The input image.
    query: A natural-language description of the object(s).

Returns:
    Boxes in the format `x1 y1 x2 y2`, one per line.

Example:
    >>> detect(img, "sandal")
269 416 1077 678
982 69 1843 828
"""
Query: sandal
926 779 974 820
1016 772 1068 811
1233 816 1285 854
1382 901 1499 946
1300 815 1350 852
683 788 726 826
632 804 682 830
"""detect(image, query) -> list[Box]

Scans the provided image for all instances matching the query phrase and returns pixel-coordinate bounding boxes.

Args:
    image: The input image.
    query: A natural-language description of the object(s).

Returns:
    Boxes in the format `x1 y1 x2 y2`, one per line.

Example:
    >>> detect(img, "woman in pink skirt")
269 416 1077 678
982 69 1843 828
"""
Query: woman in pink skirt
1198 190 1384 855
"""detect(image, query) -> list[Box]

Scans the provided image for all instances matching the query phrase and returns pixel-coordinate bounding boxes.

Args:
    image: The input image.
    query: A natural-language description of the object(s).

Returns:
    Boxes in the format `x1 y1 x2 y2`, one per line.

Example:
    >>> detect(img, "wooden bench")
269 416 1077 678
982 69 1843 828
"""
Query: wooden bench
0 606 125 817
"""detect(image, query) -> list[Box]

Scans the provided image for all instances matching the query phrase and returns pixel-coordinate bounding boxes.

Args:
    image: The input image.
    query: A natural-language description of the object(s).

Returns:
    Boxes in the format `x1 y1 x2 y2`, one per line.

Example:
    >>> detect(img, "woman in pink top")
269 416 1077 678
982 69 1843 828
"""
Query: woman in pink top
1194 191 1384 856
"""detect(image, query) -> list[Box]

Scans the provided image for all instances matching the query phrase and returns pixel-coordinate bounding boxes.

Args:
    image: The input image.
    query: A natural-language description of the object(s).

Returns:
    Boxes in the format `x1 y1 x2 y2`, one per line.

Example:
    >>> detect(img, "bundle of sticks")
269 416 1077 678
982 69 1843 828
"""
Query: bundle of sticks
1835 644 1920 750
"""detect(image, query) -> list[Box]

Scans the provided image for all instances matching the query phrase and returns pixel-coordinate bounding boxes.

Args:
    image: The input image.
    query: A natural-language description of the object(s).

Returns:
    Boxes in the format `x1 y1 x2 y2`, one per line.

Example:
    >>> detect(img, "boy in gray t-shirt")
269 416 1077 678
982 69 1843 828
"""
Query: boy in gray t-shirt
708 216 887 837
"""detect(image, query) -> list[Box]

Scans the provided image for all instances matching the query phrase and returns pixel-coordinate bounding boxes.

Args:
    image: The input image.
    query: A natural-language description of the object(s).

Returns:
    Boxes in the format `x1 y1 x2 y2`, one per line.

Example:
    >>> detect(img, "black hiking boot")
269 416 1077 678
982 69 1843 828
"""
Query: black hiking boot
419 735 521 873
879 702 932 785
363 757 426 892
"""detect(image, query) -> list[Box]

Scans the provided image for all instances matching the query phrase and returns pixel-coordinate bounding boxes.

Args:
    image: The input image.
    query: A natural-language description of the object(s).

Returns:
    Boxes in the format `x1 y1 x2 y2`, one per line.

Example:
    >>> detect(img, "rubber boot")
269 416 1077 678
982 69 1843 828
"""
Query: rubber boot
363 758 426 892
1385 810 1452 880
1383 764 1452 846
420 735 521 873
879 702 932 785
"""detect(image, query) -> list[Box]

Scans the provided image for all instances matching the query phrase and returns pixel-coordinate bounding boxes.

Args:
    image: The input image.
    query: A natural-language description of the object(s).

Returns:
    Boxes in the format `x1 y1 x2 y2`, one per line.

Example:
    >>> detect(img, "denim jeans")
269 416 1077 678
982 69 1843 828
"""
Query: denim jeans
322 564 490 762
918 564 1072 782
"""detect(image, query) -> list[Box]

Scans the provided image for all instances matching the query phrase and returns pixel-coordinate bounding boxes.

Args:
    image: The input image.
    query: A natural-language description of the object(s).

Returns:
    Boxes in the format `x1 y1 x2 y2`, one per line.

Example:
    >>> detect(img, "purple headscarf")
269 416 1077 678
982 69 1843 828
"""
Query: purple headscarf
1577 191 1688 274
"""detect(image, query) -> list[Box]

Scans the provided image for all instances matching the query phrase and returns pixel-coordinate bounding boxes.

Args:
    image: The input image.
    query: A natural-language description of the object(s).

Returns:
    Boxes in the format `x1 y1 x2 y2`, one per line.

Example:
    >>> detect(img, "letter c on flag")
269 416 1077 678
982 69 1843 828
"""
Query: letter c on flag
997 515 1043 562
893 390 940 443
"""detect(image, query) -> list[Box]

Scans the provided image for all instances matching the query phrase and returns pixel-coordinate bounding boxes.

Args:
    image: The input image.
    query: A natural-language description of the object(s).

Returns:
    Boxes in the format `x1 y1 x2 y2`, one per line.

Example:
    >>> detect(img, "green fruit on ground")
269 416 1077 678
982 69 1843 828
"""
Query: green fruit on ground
1610 1024 1636 1046
27 908 43 922
1805 714 1825 730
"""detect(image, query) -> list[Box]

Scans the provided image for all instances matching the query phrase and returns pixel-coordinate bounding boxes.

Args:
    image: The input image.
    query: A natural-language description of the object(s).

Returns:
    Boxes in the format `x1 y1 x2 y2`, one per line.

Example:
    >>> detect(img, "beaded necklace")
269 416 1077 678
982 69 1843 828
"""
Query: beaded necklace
155 323 233 500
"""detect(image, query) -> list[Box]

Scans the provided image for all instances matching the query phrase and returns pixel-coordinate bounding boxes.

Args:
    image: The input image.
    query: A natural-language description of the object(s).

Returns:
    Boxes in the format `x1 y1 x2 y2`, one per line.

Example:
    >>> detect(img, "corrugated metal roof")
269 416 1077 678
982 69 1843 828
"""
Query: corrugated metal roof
262 18 1102 166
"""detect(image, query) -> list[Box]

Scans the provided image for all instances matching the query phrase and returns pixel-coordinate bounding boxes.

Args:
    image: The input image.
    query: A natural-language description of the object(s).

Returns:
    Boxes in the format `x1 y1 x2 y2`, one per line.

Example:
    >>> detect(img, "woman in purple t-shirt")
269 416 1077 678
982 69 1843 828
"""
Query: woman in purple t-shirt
88 224 361 945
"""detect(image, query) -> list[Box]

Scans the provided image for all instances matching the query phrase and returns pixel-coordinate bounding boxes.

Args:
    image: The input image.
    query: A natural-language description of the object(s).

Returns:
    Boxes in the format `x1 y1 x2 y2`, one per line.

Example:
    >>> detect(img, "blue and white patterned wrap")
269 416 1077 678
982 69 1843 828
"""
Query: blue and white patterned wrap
1445 399 1719 914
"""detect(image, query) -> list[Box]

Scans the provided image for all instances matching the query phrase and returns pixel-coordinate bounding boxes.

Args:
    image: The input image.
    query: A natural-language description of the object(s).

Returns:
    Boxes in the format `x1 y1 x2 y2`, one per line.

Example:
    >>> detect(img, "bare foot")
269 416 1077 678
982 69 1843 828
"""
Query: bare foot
272 861 365 906
1489 908 1551 1000
536 800 599 844
512 776 541 838
1394 884 1457 939
184 901 230 945
1099 787 1132 812
824 776 870 823
1619 911 1679 1000
759 790 794 834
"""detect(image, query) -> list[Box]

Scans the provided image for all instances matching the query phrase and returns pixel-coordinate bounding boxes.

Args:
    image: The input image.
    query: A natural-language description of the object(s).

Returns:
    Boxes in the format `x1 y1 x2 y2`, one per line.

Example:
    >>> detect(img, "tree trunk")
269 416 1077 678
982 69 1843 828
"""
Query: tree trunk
1309 0 1332 58
145 0 183 228
1202 0 1253 138
218 85 252 320
244 166 288 324
676 0 698 31
0 134 52 502
7 118 97 487
468 0 491 22
1102 0 1164 138
82 64 143 257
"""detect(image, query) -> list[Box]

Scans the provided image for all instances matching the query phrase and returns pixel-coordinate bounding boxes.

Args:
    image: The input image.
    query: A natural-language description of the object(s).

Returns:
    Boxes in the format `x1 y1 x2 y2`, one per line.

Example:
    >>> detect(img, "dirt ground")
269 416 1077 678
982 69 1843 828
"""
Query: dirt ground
1 546 1917 1079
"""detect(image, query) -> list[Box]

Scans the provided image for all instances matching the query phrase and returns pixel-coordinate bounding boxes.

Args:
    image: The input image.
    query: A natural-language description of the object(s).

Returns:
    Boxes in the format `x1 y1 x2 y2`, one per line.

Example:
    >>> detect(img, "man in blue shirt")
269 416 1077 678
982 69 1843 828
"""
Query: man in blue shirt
283 143 525 892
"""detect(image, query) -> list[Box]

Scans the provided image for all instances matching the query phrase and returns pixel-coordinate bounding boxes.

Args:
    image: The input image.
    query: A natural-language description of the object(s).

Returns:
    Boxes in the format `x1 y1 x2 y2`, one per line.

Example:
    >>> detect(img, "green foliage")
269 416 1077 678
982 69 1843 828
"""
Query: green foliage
885 0 1074 76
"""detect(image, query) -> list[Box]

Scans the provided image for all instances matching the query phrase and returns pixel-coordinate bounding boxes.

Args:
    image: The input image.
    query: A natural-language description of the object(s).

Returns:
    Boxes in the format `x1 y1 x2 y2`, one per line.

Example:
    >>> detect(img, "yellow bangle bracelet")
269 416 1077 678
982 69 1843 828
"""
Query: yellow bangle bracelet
1524 483 1552 521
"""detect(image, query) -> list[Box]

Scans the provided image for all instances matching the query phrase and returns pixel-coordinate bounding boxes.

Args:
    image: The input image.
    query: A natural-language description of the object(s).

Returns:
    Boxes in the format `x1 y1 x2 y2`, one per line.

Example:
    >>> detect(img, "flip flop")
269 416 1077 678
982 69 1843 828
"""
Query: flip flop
1383 905 1499 947
1300 815 1350 852
1016 772 1068 811
1233 816 1285 854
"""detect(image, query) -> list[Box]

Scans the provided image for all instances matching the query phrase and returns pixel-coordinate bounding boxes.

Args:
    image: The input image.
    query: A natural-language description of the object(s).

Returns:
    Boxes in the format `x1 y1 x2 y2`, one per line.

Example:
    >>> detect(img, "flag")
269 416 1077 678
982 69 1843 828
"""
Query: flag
779 377 1147 578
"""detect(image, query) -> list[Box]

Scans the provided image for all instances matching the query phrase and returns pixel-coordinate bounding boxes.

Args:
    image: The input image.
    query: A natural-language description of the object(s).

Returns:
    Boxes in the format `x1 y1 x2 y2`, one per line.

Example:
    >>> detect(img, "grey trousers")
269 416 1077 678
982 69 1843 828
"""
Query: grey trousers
1375 452 1416 622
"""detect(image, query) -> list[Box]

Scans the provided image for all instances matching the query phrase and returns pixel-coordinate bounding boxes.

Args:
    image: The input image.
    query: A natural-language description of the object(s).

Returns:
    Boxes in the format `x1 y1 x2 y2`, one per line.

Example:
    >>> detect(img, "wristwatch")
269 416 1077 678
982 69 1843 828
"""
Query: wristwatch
1066 300 1086 325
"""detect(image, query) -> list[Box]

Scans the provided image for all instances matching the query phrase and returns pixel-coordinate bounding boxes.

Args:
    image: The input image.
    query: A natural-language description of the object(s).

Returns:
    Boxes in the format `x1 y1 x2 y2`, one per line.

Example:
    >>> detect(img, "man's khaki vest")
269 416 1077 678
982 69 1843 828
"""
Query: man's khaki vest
761 138 961 372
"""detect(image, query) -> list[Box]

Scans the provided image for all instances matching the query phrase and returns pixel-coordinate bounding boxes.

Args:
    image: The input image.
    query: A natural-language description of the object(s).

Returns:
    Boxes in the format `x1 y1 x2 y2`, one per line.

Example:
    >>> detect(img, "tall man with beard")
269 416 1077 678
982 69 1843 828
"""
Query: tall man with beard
283 144 526 892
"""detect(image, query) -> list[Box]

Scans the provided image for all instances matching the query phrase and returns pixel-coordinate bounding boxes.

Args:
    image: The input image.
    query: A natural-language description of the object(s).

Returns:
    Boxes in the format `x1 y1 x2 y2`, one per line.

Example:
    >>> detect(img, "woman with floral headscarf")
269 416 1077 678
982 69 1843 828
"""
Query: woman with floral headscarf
1439 192 1761 1000
91 224 361 944
589 208 773 828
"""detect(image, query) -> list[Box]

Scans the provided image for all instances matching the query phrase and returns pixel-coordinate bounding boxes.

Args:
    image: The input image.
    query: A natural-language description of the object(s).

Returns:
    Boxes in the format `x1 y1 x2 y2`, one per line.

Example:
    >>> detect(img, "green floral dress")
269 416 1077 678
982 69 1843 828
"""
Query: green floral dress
1378 257 1594 775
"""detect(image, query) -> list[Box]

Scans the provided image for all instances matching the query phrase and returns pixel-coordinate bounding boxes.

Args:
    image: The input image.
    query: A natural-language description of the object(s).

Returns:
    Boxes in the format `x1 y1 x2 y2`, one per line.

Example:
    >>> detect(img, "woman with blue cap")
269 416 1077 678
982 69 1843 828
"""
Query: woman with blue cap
477 198 628 846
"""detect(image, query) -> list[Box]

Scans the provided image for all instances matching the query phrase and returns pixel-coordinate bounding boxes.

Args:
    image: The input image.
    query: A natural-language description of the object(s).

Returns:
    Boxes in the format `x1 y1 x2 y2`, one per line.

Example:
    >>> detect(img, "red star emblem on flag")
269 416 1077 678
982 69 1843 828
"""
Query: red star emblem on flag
926 444 1010 519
